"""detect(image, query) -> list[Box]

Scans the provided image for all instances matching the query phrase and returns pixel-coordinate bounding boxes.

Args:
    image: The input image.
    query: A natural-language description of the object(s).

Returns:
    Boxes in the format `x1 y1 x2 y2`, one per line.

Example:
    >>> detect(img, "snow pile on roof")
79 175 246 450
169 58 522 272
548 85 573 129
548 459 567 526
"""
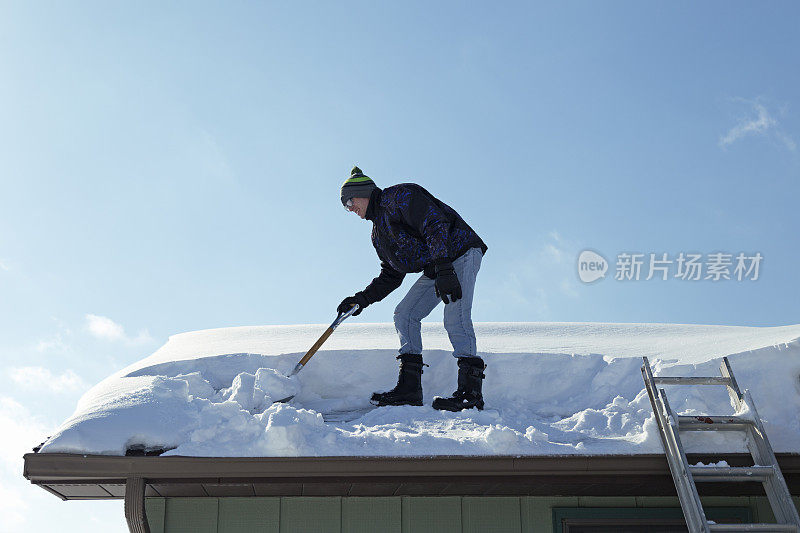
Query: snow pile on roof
38 322 800 457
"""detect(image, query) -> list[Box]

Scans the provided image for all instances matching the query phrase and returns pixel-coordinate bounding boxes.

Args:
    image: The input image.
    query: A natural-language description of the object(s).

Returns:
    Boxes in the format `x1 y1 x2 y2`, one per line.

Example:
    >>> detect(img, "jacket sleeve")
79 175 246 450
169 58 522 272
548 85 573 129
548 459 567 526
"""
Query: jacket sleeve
397 186 451 266
360 260 405 304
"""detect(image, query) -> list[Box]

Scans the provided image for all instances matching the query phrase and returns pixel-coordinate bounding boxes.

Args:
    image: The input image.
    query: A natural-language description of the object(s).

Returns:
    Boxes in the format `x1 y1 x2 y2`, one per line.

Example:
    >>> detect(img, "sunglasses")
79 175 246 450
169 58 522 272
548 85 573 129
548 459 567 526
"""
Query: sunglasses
344 198 355 211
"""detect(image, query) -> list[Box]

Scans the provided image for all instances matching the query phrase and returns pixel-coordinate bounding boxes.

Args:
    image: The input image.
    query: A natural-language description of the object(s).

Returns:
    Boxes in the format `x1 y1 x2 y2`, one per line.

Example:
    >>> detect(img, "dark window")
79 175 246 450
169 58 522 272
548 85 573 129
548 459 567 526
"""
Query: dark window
553 507 751 533
563 518 689 532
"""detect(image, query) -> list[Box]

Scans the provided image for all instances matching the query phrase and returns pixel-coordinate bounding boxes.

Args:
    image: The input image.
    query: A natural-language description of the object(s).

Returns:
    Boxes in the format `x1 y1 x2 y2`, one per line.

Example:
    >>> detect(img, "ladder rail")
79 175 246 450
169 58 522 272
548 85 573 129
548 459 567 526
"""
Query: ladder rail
642 357 710 532
719 356 799 525
659 388 713 532
719 357 744 406
741 390 800 526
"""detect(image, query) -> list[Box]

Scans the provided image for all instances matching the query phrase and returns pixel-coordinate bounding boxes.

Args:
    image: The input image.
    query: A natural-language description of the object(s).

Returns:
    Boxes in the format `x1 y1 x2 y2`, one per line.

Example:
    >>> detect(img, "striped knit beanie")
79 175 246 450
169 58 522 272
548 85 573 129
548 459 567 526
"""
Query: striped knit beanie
340 166 377 206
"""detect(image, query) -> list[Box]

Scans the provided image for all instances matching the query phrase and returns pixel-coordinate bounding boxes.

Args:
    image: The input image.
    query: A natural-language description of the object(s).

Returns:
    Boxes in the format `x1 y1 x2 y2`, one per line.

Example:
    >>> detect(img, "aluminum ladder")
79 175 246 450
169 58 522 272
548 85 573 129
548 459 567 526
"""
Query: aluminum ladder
642 356 800 533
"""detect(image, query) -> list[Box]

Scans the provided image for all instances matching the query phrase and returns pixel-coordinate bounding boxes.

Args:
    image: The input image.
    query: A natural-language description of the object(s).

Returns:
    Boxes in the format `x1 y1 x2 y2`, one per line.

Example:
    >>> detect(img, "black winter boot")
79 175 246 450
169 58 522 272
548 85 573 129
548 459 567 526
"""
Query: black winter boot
370 354 424 407
432 357 486 412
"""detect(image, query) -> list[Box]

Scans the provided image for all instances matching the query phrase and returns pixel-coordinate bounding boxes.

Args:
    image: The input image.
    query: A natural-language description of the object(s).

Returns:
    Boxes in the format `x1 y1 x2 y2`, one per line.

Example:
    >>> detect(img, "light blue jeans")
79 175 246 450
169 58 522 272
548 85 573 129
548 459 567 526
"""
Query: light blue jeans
394 247 483 358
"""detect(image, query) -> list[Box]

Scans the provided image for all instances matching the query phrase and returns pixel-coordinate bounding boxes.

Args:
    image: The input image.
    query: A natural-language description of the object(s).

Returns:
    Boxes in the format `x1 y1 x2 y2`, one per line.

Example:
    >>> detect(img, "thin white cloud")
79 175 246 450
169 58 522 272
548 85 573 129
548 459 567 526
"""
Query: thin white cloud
131 329 154 345
543 244 564 263
0 393 129 532
544 231 570 265
86 314 125 340
0 259 9 271
9 367 86 393
486 230 581 318
539 231 581 298
35 318 74 354
719 98 796 151
36 332 73 354
0 397 50 527
776 130 797 152
85 314 153 345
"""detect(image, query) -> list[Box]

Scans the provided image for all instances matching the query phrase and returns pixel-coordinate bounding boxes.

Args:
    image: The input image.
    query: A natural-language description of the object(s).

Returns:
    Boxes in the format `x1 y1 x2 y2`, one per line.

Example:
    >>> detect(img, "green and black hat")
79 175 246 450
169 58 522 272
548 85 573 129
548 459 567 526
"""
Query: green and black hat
340 166 377 206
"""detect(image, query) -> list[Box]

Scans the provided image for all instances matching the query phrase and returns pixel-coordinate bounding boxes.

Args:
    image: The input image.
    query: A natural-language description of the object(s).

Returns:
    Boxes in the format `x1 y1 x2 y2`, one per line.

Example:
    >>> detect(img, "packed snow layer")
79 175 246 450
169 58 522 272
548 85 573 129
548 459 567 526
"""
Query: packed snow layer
38 322 800 457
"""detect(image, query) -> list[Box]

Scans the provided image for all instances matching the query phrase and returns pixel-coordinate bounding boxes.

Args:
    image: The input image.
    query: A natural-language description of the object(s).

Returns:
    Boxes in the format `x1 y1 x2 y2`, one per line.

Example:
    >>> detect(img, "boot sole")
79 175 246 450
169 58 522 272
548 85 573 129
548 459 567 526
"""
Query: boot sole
432 400 484 412
370 399 423 407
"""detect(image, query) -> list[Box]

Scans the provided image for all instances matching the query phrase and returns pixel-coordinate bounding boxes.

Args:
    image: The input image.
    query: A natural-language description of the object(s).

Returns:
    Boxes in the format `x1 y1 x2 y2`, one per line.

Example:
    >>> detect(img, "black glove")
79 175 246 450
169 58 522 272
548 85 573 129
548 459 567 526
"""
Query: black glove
337 292 369 316
434 263 462 304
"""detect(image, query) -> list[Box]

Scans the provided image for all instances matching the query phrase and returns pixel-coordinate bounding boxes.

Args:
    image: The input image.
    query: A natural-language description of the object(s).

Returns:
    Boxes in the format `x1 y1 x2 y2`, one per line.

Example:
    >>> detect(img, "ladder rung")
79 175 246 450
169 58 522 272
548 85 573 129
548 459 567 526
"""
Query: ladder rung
708 524 798 532
654 376 732 386
689 465 774 482
677 415 754 431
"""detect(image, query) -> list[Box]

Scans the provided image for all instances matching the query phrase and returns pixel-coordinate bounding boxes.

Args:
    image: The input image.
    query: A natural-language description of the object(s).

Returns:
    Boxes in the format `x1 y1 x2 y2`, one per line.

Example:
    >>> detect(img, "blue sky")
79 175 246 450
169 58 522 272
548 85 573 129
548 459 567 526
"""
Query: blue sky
1 2 799 530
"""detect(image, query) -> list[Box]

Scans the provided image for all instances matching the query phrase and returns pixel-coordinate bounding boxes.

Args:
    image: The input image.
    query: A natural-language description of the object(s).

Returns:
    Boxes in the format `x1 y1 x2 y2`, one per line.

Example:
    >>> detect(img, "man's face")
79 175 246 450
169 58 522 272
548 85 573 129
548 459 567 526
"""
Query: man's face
346 196 370 219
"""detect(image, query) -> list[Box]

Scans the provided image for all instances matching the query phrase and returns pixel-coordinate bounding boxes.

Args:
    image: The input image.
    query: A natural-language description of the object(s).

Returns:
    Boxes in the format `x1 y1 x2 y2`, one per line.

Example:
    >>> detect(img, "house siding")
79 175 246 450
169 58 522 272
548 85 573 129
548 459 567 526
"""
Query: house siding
145 495 800 533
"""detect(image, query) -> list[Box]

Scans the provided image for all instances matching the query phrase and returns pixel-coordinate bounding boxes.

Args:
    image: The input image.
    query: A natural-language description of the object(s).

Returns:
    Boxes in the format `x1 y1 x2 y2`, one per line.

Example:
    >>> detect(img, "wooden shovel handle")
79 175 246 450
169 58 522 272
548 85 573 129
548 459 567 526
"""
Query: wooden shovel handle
293 304 358 373
297 326 335 368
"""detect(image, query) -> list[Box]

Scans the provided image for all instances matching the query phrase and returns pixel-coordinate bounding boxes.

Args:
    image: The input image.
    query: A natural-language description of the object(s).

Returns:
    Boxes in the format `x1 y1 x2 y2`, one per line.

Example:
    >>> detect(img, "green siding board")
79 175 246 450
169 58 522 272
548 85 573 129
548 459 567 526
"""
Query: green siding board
635 496 680 507
577 496 637 507
521 497 578 533
462 497 521 533
145 498 166 533
280 497 341 533
218 497 280 533
402 496 461 533
342 497 401 533
165 498 219 533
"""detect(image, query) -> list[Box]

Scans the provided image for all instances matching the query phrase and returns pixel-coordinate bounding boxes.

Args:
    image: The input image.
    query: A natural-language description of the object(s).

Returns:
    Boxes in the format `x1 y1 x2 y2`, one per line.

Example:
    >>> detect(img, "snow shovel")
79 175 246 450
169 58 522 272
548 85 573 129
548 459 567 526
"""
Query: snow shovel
274 304 360 403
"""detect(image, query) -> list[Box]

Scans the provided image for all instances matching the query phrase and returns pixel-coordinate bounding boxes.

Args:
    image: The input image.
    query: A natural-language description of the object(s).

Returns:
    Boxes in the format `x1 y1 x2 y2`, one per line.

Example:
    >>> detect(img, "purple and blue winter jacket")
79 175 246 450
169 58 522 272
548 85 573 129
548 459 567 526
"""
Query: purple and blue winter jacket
359 183 487 304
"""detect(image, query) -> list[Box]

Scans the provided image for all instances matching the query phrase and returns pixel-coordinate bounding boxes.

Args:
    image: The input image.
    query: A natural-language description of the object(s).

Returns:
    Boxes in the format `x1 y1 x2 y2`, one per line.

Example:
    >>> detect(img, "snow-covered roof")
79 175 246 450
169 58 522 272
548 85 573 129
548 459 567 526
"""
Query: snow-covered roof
37 322 800 457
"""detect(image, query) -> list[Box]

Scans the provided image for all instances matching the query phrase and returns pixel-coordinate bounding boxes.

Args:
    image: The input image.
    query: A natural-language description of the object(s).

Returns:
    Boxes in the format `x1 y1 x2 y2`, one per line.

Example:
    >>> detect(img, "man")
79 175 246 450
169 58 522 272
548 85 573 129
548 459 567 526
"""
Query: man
337 166 488 412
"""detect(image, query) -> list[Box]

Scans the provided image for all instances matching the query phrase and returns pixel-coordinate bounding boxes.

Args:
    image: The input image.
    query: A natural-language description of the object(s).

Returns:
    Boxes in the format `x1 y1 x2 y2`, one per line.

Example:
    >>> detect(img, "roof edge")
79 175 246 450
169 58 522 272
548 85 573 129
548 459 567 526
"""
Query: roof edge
24 453 800 500
25 452 800 481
